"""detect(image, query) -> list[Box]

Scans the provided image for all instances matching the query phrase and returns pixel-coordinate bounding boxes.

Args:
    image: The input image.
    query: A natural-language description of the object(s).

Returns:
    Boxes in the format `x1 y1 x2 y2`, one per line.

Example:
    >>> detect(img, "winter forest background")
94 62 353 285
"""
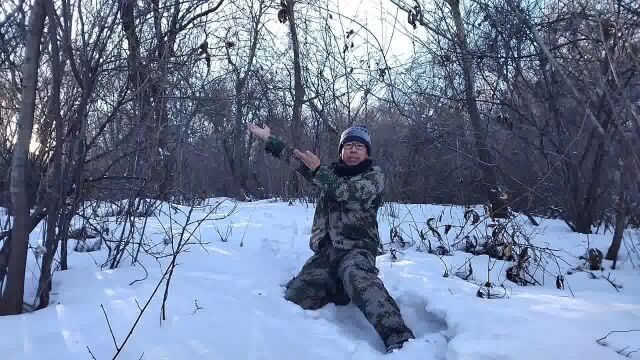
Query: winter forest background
0 0 639 352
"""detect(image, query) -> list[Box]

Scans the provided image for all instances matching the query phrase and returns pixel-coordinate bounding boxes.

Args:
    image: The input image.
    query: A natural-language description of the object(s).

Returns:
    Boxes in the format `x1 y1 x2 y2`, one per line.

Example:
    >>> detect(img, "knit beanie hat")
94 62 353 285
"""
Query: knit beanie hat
339 125 371 155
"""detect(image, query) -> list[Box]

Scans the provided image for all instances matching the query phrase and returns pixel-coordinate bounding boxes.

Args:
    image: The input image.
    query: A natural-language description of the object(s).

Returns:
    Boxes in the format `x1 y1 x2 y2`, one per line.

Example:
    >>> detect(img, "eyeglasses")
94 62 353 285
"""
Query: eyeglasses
343 142 366 151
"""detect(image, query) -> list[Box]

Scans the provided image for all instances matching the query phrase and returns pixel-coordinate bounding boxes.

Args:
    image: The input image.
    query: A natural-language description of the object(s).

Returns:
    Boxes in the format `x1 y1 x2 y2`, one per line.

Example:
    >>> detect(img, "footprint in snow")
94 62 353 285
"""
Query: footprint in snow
305 294 450 355
395 293 449 339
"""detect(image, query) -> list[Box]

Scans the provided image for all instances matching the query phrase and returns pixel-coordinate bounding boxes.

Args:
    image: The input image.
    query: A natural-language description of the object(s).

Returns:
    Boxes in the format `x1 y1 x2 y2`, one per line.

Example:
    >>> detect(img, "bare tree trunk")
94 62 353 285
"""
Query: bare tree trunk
287 0 305 146
226 1 264 195
119 0 156 199
446 0 506 218
36 0 65 309
286 0 305 197
0 0 47 315
152 0 178 200
606 160 626 268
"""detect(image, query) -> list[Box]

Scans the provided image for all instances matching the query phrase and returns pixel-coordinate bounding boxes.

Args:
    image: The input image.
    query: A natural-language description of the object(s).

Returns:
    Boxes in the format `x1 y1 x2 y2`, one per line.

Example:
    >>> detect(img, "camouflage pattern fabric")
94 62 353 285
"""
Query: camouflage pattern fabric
264 135 384 255
284 245 415 349
263 134 414 350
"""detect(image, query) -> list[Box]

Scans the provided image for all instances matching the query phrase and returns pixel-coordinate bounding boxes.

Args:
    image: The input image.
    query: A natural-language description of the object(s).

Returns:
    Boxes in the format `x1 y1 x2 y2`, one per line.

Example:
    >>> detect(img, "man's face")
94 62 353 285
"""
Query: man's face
340 141 368 166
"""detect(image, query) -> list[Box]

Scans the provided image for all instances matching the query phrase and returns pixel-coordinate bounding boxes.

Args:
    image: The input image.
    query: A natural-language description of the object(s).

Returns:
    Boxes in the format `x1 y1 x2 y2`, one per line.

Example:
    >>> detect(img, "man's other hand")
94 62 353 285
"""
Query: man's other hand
294 149 321 172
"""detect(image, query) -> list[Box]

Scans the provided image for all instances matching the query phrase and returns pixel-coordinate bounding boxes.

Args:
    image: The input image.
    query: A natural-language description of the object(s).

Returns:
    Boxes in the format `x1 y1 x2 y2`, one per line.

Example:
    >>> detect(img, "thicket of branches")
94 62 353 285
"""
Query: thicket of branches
0 0 638 314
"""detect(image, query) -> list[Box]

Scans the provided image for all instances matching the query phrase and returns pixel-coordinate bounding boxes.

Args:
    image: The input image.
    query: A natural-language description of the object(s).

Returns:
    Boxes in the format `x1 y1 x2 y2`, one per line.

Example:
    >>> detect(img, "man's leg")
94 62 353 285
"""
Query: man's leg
337 249 415 351
284 252 334 310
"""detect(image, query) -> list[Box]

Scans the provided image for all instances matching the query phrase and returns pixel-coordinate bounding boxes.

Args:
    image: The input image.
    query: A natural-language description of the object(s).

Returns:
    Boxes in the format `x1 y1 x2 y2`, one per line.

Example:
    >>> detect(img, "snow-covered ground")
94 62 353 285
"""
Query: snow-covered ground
0 199 638 360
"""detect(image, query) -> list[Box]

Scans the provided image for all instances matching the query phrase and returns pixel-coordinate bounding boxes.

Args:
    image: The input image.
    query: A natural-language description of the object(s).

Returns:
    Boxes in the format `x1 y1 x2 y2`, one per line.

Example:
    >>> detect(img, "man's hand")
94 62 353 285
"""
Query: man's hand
294 149 321 172
247 123 271 141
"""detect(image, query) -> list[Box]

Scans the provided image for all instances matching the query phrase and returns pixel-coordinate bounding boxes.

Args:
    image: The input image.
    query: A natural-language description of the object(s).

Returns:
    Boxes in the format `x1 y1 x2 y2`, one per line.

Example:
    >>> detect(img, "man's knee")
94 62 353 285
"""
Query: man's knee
336 249 381 300
338 249 378 279
284 278 328 310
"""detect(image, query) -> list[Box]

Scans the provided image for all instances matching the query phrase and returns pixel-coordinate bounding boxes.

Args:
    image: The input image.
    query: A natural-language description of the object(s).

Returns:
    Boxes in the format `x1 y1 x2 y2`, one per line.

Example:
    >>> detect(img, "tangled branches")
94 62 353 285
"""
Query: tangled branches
381 204 571 295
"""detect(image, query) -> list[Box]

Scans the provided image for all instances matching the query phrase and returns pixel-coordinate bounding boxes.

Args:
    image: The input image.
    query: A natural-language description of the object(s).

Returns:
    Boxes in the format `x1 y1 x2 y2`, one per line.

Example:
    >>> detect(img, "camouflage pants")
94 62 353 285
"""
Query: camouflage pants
284 246 414 348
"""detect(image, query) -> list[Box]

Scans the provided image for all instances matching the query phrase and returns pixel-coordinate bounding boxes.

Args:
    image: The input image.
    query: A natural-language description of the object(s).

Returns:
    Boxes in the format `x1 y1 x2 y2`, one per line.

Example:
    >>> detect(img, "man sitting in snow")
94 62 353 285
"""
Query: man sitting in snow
248 123 415 353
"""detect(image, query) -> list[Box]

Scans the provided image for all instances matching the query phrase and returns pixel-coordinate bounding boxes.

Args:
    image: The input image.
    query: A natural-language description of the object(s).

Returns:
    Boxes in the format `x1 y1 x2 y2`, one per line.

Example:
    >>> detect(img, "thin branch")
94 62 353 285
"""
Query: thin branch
597 329 640 343
176 0 225 33
87 346 98 360
101 304 119 349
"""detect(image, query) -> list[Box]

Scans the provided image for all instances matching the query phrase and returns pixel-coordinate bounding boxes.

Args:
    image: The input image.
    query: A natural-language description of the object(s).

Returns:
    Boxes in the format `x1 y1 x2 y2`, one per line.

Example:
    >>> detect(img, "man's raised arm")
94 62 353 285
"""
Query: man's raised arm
247 123 317 179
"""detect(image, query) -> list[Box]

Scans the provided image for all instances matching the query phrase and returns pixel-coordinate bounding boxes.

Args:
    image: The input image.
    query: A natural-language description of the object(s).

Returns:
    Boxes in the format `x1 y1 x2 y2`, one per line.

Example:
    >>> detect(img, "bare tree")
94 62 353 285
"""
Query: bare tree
0 0 47 315
390 0 509 218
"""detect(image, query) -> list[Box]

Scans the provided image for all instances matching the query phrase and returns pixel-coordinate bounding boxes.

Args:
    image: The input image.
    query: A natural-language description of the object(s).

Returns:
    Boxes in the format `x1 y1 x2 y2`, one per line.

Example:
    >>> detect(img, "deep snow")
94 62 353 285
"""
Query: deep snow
0 198 638 360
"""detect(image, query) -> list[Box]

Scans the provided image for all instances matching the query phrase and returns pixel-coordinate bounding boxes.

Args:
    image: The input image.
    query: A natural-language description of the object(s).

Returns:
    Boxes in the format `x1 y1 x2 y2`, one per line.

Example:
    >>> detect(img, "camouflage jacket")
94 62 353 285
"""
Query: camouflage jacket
264 135 384 255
